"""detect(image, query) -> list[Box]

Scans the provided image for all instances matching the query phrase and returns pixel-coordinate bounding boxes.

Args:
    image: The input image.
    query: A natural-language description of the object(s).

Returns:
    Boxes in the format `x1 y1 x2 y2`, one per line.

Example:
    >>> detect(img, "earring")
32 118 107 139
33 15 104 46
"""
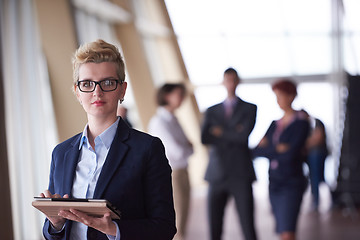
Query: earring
119 98 124 104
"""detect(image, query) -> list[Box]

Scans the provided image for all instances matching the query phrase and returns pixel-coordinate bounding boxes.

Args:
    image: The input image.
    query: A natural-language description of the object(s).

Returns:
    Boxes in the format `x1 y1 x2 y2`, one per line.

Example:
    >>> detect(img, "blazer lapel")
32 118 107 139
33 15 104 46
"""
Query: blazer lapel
231 97 243 115
63 135 81 196
93 120 130 199
223 98 239 123
216 103 227 123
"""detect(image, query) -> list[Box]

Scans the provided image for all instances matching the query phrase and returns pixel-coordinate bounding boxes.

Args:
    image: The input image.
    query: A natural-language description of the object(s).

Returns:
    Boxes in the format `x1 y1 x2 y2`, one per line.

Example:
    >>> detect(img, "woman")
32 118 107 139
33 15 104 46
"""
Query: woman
148 83 193 240
39 39 176 240
253 79 309 240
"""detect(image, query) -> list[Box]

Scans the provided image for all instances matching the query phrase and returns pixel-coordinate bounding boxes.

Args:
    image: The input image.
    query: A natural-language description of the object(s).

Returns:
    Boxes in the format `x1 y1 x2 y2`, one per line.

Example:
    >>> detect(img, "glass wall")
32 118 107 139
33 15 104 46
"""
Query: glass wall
343 0 360 75
165 0 352 186
165 0 332 84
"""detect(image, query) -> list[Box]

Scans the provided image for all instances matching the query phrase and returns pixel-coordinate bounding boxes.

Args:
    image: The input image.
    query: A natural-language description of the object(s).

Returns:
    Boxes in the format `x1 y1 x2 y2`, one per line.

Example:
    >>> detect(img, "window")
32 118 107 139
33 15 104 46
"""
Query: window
165 0 332 83
165 0 340 185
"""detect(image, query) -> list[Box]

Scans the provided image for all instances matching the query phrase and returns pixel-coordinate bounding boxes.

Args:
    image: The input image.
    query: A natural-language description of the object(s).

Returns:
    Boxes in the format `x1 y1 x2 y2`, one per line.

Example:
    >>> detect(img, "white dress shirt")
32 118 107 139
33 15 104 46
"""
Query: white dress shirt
148 107 193 170
70 117 120 240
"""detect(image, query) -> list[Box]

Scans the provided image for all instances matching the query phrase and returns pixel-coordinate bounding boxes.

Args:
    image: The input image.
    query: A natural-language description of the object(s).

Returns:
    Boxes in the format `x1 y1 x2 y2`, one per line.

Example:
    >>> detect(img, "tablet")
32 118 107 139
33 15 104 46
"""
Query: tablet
32 198 121 219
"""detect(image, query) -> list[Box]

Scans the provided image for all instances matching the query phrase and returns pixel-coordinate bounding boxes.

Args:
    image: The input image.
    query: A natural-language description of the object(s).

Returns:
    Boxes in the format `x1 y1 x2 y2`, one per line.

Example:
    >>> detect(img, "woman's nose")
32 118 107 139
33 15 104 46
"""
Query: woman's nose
93 83 104 96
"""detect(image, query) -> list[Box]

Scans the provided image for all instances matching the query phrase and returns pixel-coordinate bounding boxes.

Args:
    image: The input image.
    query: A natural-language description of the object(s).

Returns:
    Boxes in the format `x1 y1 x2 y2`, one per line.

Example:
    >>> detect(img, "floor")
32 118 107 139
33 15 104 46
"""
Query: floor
184 181 360 240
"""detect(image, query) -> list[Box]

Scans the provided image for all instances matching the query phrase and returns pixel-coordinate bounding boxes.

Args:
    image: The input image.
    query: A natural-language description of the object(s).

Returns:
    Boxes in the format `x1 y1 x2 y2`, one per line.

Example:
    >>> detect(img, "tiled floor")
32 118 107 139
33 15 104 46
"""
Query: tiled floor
184 181 360 240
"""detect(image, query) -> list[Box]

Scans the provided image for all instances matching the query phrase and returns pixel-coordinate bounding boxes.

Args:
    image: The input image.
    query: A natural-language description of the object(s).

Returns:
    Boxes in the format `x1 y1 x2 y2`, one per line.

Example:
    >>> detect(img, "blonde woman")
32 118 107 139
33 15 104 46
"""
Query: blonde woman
39 39 176 240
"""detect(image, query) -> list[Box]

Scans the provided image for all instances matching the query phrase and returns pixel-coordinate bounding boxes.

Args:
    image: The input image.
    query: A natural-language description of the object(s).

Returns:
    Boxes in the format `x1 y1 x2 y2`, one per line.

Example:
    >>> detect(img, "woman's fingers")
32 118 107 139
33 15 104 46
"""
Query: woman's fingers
60 209 116 235
42 190 52 198
40 190 68 199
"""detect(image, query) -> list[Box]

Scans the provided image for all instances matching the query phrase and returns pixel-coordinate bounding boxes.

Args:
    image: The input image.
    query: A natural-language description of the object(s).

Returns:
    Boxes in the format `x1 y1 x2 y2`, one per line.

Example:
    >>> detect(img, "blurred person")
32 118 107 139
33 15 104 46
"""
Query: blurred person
38 39 176 240
116 104 132 128
201 68 257 240
148 83 193 240
306 117 328 211
252 79 309 240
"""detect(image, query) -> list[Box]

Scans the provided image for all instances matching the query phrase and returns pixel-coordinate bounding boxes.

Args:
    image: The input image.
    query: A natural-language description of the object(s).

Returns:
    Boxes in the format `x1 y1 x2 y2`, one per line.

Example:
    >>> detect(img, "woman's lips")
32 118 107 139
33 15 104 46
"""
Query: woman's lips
92 100 106 106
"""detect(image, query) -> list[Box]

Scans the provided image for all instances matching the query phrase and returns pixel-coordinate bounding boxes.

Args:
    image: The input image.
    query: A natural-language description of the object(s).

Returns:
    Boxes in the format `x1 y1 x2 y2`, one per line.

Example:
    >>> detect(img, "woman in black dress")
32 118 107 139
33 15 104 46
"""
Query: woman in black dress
253 79 309 240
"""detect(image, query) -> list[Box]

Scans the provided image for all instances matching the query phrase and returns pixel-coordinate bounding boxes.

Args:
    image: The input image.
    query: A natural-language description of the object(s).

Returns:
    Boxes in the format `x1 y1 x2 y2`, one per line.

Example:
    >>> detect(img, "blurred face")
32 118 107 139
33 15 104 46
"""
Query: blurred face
274 89 295 111
223 72 239 97
75 62 127 119
165 88 185 110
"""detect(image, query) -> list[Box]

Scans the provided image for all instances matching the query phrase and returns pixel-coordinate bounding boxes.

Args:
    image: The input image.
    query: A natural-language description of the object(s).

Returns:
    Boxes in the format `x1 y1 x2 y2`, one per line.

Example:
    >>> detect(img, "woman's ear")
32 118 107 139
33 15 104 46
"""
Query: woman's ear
74 85 82 104
120 82 127 99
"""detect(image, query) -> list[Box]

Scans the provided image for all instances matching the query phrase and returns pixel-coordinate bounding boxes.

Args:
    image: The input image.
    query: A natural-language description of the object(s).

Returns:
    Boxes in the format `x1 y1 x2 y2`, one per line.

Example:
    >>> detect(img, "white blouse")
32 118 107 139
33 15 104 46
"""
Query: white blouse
148 107 193 170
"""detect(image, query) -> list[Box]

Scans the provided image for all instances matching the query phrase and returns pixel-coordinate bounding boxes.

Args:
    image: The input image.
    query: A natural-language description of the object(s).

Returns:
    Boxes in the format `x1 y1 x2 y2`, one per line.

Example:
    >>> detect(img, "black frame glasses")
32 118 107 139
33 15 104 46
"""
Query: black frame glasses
77 79 122 92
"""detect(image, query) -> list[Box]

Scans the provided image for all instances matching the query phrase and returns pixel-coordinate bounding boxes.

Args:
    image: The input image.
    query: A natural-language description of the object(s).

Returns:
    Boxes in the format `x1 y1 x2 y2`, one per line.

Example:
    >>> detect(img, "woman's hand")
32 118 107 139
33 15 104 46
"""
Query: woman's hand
39 190 69 231
276 143 289 153
58 209 117 236
258 137 268 147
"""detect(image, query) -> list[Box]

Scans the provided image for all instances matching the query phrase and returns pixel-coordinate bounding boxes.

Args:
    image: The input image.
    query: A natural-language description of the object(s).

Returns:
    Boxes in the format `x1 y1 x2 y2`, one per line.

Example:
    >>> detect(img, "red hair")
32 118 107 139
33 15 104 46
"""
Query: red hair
272 78 297 96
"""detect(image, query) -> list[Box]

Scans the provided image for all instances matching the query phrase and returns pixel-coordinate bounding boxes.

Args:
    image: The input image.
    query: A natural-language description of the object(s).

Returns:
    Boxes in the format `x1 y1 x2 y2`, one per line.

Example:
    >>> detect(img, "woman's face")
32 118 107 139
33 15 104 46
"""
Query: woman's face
274 89 295 111
166 88 185 110
75 62 127 119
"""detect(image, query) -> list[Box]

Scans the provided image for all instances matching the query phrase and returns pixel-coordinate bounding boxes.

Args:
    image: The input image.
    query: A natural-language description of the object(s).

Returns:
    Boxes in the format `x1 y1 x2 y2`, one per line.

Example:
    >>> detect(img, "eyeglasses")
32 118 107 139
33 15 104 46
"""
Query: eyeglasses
77 79 122 92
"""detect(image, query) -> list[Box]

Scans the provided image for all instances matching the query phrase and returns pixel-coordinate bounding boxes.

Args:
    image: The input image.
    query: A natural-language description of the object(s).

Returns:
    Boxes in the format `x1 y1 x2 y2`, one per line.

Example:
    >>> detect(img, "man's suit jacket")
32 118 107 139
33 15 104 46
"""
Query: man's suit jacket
43 119 176 240
201 97 257 184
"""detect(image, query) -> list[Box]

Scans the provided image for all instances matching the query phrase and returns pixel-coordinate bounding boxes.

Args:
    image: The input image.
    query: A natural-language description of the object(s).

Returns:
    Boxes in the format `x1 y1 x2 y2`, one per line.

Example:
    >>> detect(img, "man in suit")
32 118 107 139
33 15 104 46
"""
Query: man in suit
201 67 257 240
39 39 176 240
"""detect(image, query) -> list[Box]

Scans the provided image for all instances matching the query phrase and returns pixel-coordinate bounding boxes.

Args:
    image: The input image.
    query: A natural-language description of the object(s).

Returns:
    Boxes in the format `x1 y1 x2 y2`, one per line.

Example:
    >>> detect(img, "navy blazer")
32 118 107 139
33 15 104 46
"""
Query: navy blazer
252 116 310 184
201 97 257 184
43 118 176 240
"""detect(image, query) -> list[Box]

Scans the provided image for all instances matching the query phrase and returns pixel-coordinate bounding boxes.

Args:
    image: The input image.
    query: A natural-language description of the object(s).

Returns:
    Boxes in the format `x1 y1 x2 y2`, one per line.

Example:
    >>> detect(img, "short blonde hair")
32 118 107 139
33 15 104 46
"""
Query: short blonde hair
72 39 125 85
